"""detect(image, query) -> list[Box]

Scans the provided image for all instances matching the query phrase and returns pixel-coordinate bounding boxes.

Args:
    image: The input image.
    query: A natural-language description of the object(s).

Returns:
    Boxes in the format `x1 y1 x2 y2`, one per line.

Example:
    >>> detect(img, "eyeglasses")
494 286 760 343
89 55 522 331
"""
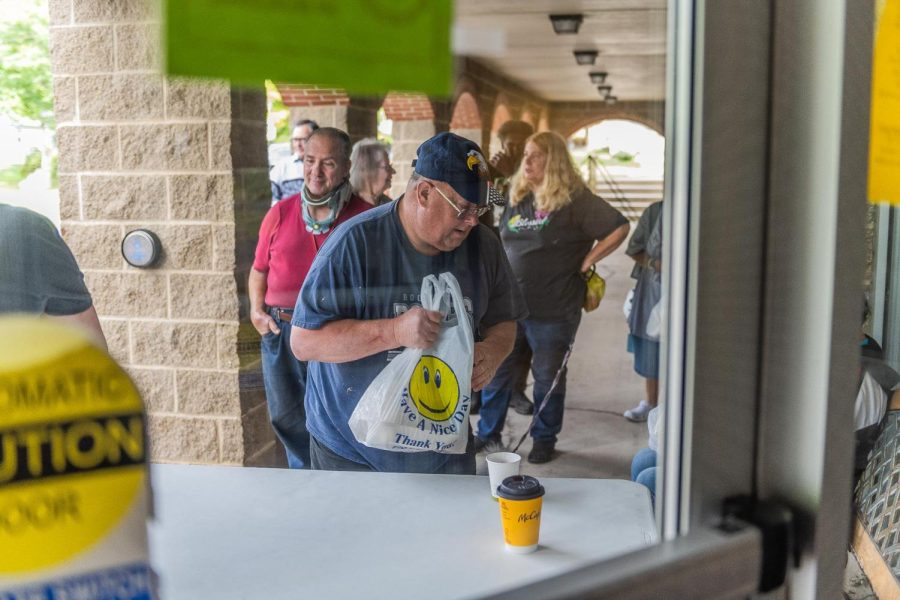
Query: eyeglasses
378 164 395 173
292 137 310 143
430 184 491 219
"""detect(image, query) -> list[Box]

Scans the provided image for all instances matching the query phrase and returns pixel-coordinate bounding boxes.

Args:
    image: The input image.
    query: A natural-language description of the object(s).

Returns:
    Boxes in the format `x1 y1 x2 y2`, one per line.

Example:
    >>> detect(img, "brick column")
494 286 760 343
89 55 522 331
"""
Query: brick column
279 84 350 130
346 96 382 145
382 93 438 199
48 0 277 466
277 85 380 145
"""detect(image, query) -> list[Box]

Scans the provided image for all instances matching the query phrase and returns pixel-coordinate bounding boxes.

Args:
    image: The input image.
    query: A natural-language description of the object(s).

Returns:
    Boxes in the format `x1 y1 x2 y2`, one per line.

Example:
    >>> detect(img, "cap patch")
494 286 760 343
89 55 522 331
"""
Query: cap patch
466 150 489 178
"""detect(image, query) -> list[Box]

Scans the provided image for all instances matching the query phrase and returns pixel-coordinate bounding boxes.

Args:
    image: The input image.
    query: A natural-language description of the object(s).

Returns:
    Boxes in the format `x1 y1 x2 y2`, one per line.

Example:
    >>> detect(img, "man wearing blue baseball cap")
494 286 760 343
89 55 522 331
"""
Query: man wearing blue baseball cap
290 132 527 474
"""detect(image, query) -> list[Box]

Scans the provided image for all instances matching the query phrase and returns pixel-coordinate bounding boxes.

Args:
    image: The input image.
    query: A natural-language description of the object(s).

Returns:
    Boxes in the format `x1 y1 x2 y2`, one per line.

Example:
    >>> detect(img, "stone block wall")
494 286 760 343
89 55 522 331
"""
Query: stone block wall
390 119 437 198
382 93 438 198
48 0 277 466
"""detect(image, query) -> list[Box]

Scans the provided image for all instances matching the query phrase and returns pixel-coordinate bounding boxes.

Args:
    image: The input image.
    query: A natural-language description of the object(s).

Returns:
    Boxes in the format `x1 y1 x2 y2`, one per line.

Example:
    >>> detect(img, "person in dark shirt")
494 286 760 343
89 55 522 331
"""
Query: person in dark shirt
0 203 106 350
623 201 663 423
487 120 536 417
489 120 534 194
476 131 629 464
290 133 527 474
854 301 899 481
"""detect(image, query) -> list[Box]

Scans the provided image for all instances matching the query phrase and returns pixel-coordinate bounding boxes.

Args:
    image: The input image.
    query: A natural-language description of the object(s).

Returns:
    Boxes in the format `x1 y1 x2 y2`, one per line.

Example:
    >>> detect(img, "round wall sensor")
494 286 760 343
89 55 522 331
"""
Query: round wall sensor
122 229 162 268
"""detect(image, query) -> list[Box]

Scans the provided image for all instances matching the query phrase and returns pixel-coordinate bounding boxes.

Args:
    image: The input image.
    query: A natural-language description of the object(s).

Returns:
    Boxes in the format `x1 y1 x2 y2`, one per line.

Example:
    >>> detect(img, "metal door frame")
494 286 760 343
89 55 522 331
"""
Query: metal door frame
487 0 872 596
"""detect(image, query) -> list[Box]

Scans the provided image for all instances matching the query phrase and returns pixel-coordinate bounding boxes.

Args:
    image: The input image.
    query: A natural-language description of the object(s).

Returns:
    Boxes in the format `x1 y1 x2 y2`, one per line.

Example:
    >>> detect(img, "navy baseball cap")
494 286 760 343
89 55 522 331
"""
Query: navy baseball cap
412 132 504 207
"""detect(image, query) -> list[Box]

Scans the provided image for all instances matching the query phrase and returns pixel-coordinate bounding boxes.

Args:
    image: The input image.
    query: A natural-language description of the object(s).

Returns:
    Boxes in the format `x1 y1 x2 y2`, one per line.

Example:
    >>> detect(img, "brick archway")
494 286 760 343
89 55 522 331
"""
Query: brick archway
276 84 350 108
450 91 481 129
520 108 538 129
382 92 435 122
538 109 550 132
568 118 666 188
564 114 664 139
549 101 665 140
449 91 482 147
490 100 513 132
489 98 513 155
274 83 382 144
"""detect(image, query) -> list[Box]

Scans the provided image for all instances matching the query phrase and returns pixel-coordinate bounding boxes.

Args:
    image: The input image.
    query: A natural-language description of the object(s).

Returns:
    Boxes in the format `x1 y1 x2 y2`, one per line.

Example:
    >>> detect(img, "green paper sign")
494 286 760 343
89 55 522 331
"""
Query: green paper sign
164 0 453 96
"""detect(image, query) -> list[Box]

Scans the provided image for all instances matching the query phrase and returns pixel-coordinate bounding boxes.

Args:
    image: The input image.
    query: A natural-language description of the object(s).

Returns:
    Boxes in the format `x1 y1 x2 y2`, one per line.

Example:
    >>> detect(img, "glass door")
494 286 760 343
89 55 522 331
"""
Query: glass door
492 0 875 596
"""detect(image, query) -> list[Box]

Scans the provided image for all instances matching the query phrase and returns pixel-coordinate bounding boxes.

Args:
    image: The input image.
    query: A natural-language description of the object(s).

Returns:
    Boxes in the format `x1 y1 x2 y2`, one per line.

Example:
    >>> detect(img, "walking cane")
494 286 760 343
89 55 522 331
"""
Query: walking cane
511 341 575 454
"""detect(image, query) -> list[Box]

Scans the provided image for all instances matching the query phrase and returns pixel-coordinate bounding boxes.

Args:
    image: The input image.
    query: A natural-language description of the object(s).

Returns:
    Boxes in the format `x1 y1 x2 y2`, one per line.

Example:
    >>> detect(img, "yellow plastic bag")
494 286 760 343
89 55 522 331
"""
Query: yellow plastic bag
583 266 606 312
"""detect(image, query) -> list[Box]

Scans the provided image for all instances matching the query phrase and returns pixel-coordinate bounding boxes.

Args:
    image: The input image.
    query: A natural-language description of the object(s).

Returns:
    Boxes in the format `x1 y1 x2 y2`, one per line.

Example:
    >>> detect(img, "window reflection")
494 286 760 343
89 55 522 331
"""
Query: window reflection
0 1 670 480
2 0 670 567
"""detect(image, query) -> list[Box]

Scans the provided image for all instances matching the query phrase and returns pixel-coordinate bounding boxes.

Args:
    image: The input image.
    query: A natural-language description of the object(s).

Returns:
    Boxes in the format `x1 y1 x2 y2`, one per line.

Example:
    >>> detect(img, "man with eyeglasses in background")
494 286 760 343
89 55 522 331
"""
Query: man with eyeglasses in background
270 119 319 205
290 132 527 474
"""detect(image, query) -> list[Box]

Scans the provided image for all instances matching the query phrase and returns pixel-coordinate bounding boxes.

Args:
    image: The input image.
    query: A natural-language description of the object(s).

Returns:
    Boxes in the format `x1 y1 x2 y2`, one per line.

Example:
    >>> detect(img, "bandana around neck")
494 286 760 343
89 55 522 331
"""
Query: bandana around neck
300 180 351 235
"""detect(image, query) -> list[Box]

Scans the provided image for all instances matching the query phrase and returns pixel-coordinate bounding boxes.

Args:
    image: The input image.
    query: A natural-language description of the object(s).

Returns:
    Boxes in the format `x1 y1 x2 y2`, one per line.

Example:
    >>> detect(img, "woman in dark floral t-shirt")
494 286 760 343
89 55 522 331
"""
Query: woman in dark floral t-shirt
475 132 629 464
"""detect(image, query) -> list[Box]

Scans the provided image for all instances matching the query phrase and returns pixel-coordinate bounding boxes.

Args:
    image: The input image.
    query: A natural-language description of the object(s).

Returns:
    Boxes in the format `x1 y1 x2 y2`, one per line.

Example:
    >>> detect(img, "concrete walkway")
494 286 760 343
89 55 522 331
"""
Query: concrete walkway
474 244 649 480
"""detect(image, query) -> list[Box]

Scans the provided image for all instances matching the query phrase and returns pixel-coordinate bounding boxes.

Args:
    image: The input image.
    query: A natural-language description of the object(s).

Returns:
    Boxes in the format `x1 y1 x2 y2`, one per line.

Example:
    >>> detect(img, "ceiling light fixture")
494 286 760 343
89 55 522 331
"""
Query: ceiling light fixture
549 14 584 35
597 85 612 96
605 95 618 105
589 71 608 84
573 50 599 66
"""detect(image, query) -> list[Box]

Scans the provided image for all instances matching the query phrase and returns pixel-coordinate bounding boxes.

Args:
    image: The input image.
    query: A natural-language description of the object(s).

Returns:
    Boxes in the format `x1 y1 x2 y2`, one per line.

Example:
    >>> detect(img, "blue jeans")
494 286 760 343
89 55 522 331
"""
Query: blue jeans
261 309 309 469
478 313 581 444
309 435 476 475
631 447 658 505
309 436 372 472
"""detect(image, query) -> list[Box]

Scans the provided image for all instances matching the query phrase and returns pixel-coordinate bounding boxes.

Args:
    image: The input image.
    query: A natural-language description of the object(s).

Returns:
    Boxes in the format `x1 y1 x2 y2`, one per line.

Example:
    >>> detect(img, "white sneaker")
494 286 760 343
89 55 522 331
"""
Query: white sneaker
624 401 652 423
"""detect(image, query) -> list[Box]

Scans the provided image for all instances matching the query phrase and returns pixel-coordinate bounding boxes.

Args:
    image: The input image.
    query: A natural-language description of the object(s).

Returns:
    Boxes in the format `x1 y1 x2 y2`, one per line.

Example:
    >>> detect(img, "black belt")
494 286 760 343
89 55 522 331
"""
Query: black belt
270 307 293 322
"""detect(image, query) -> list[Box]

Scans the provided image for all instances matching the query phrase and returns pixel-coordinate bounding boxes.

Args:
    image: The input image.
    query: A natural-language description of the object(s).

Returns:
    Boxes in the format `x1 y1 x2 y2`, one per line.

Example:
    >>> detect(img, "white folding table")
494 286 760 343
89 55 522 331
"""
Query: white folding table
148 464 657 599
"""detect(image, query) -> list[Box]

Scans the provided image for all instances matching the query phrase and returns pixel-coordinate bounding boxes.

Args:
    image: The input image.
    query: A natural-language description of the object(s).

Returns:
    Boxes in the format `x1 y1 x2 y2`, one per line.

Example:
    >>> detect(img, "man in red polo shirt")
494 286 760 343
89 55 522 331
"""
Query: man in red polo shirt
249 127 370 468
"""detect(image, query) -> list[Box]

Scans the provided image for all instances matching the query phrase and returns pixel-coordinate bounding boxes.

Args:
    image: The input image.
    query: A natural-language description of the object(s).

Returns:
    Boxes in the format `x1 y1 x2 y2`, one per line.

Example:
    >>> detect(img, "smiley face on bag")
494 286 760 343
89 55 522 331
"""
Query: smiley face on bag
408 355 460 422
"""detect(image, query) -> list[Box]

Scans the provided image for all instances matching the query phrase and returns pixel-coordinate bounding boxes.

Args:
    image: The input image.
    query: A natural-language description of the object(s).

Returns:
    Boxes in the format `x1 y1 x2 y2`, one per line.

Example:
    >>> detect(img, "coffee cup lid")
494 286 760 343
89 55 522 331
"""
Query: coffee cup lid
497 475 545 500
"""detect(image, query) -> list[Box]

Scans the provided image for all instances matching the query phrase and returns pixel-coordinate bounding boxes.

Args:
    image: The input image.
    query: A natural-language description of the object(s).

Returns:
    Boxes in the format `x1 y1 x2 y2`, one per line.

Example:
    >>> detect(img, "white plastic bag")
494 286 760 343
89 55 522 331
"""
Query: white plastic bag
623 288 634 319
647 406 660 452
645 301 661 341
348 272 474 454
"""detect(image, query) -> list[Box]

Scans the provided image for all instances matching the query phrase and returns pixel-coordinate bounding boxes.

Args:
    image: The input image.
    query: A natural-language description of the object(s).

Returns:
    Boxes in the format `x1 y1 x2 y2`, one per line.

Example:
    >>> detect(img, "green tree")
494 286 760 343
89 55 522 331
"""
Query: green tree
265 80 290 143
0 1 53 128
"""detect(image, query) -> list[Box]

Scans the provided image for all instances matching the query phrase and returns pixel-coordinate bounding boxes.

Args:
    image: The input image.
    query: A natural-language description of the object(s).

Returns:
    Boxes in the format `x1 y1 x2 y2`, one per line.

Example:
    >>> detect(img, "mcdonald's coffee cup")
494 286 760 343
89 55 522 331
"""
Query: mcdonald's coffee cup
496 475 545 554
486 452 521 499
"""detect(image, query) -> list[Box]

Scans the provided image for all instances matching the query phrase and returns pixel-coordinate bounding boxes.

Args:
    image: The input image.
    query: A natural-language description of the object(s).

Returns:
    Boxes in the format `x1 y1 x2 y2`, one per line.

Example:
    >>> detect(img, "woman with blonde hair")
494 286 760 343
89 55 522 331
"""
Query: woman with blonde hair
349 138 395 206
475 131 630 464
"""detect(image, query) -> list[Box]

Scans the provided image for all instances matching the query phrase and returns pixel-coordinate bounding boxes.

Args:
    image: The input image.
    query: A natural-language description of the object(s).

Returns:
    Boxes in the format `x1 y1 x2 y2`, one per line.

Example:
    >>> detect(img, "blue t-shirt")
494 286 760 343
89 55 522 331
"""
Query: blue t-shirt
294 201 527 473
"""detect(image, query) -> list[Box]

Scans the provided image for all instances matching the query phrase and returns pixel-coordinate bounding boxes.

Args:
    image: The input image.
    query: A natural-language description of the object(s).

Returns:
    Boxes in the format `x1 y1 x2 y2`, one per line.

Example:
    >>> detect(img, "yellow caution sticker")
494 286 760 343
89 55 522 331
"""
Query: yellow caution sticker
0 318 147 576
869 0 900 205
